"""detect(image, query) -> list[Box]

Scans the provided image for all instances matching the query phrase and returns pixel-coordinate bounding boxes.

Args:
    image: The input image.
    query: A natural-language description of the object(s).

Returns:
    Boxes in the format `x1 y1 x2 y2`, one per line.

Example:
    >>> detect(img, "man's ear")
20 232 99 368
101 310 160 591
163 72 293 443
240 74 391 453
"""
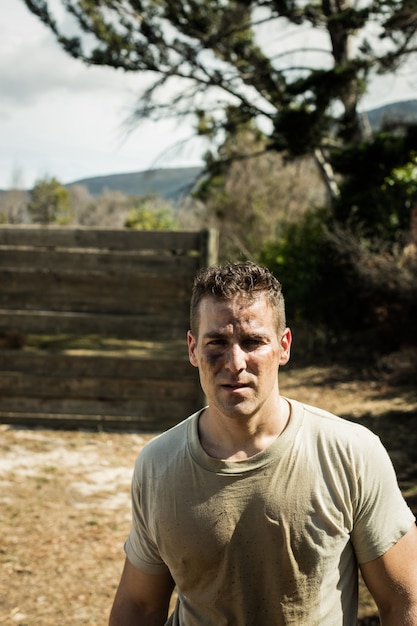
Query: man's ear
279 328 292 366
187 330 198 367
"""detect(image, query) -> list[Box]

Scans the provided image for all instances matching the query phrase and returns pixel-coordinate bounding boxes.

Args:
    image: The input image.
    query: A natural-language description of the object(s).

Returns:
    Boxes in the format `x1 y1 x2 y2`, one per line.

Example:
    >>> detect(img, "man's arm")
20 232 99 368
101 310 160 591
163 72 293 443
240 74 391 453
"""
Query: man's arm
109 557 175 626
360 523 417 625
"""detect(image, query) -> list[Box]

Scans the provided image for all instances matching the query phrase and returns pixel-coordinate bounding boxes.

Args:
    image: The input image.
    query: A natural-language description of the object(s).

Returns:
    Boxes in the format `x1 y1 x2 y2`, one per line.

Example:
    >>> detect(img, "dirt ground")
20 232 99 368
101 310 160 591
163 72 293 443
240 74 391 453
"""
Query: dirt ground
1 359 416 625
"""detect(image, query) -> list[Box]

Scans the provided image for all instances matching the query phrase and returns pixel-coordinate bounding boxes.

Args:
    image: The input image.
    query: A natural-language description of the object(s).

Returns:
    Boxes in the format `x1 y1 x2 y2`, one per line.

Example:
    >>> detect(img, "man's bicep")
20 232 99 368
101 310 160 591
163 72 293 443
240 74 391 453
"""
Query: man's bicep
109 557 175 626
359 523 417 622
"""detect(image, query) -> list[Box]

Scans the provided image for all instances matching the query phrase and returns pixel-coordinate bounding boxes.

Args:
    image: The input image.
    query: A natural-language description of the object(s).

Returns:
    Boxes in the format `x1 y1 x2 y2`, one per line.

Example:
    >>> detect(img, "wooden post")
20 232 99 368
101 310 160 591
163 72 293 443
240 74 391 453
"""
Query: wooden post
200 228 219 267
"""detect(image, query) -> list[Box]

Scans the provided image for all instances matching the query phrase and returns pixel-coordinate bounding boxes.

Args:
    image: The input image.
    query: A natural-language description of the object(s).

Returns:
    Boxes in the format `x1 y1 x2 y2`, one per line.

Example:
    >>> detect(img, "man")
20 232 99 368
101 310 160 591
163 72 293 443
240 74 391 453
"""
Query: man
109 262 417 625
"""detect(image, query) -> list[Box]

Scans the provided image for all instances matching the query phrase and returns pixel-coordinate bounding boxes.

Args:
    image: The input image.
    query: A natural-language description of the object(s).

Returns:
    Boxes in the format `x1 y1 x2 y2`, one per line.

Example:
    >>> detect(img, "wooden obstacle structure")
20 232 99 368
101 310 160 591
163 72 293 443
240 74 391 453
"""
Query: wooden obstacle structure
0 226 218 431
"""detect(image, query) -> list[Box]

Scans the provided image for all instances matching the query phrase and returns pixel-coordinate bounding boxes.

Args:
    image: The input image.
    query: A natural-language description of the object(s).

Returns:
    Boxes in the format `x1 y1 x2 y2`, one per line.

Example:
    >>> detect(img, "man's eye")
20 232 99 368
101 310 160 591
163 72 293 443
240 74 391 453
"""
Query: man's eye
244 339 263 348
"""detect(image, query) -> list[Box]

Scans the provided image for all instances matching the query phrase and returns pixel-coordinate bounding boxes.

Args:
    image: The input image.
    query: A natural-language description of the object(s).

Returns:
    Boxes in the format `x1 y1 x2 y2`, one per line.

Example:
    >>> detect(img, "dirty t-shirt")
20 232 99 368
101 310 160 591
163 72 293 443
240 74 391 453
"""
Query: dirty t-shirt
125 399 415 625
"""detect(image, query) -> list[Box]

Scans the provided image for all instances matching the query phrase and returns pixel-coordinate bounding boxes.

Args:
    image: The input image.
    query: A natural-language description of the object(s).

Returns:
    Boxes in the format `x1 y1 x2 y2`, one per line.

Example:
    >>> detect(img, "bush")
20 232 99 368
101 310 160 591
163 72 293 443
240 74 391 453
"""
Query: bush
28 177 72 225
260 209 329 326
124 196 178 231
260 209 417 360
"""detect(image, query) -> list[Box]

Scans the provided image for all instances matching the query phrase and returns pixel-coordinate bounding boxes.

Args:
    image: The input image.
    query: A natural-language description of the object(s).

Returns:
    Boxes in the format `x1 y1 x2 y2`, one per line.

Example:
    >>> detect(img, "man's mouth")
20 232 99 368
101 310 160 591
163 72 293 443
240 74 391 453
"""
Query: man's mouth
221 382 250 390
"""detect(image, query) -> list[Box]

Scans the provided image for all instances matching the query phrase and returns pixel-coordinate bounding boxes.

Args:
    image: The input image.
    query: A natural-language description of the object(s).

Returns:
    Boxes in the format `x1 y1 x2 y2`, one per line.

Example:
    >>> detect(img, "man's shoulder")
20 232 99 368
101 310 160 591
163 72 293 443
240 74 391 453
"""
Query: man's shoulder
136 409 200 465
289 397 379 444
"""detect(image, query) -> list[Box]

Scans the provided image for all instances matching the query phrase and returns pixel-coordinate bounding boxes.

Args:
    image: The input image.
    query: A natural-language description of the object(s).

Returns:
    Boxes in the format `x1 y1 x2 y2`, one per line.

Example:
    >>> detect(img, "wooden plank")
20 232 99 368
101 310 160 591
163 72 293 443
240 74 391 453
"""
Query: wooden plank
0 372 197 400
0 269 192 315
0 350 195 377
0 226 204 252
0 300 189 328
0 411 180 432
0 247 201 274
0 310 190 339
0 395 199 417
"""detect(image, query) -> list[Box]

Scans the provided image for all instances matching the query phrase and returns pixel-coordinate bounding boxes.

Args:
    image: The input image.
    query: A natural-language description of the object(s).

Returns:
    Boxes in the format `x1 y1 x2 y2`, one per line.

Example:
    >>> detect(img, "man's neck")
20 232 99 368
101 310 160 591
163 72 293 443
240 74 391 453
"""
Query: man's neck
198 397 290 461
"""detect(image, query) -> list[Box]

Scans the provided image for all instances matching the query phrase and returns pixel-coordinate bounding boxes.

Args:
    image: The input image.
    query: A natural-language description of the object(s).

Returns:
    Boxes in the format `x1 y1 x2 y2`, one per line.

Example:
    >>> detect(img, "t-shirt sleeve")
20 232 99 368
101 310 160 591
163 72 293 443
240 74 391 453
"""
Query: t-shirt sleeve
124 455 171 575
350 435 415 563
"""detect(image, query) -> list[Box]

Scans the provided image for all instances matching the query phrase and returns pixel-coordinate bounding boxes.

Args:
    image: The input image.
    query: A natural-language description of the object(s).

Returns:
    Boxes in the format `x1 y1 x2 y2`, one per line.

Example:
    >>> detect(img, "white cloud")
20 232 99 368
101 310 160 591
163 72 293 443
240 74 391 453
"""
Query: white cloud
0 0 203 189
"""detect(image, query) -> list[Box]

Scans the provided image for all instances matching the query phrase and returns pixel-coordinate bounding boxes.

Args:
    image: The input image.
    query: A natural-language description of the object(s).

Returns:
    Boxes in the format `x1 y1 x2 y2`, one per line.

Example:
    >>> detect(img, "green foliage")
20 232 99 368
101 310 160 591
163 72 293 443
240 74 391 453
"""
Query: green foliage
330 126 417 240
271 107 328 157
259 209 364 338
386 154 417 188
124 196 178 230
383 151 417 204
261 203 417 355
28 177 72 225
259 209 329 325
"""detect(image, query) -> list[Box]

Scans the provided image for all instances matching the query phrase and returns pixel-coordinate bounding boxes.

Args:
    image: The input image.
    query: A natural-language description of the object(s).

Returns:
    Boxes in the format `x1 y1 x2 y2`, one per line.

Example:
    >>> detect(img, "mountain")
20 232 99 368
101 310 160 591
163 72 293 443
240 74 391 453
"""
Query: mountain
366 99 417 130
67 166 203 202
67 101 417 200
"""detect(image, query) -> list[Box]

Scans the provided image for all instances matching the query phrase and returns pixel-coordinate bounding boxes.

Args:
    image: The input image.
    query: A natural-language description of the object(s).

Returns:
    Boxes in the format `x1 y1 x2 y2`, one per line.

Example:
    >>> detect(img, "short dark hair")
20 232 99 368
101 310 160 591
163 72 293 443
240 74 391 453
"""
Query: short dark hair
190 262 286 336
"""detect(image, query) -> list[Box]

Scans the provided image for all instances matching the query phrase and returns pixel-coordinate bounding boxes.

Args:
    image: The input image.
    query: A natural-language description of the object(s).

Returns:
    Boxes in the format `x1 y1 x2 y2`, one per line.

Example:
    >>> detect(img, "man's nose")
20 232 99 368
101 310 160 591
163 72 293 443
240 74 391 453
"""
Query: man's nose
224 344 247 372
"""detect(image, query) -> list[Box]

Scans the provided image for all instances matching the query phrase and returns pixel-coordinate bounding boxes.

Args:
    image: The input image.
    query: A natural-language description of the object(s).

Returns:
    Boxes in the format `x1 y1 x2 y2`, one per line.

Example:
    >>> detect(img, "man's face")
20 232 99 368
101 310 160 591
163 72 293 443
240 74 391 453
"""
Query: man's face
187 294 291 421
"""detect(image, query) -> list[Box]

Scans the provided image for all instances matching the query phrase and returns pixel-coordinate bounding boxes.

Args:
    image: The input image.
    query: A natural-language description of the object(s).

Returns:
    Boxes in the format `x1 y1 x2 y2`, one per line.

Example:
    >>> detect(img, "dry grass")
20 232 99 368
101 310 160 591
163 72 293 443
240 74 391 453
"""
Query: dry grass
0 429 155 625
1 362 416 625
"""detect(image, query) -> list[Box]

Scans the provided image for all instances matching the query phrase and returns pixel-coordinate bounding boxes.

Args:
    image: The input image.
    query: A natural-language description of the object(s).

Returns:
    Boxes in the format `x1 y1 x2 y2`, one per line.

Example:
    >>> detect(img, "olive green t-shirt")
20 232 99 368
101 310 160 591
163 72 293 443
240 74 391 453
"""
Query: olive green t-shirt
125 399 415 625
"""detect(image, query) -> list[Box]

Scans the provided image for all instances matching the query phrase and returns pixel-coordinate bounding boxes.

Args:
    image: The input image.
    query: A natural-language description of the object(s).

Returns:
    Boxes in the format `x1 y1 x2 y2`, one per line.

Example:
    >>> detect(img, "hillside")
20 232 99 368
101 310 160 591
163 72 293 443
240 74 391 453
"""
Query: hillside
65 100 417 200
366 98 417 129
67 166 203 202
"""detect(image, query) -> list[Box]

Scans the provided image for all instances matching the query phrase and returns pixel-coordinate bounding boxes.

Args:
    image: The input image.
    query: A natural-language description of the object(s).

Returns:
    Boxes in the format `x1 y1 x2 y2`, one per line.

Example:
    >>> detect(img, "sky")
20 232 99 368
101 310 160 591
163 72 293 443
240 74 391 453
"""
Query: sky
0 0 206 190
1 0 417 190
